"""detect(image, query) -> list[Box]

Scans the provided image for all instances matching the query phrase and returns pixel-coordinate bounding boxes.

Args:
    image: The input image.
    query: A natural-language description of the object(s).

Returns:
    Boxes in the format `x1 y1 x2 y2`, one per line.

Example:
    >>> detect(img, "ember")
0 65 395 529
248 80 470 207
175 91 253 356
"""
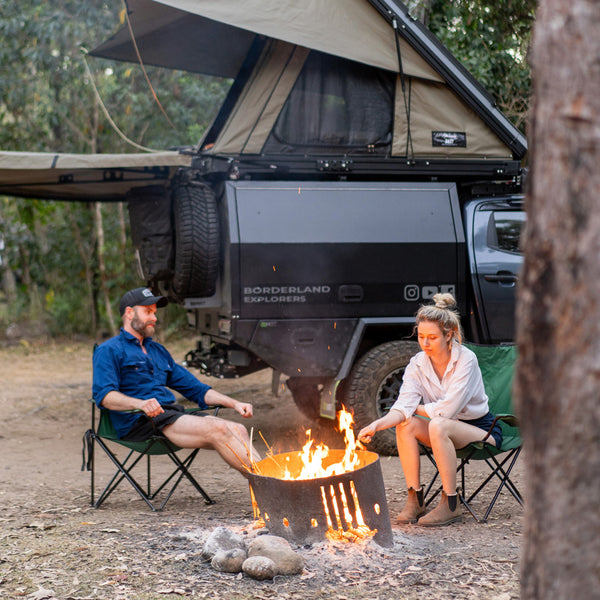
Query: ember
248 408 393 547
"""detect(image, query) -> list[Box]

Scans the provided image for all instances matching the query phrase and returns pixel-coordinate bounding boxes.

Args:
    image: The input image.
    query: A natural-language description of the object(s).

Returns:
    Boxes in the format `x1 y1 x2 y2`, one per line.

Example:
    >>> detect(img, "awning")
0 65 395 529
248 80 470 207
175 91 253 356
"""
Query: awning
0 151 190 201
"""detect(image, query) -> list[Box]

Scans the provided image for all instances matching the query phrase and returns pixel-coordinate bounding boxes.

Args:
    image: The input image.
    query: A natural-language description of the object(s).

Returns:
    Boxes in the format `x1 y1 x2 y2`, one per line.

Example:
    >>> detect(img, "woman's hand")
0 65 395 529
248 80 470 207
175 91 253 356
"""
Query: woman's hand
358 423 377 444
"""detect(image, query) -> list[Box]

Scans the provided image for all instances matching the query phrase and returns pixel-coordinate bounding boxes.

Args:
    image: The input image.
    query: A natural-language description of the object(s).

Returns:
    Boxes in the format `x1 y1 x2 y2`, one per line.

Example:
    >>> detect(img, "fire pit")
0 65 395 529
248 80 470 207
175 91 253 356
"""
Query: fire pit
247 408 393 548
248 449 393 547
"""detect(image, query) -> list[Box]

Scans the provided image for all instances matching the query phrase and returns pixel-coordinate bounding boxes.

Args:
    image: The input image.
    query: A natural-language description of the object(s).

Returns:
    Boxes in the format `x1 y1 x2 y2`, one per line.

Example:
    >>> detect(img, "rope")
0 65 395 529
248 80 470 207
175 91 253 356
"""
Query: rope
82 53 161 153
123 0 178 131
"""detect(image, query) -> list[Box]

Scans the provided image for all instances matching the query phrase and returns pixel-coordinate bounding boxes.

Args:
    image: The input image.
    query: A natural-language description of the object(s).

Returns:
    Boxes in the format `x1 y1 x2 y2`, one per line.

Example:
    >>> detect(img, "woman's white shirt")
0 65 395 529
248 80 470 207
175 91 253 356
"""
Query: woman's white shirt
390 342 489 421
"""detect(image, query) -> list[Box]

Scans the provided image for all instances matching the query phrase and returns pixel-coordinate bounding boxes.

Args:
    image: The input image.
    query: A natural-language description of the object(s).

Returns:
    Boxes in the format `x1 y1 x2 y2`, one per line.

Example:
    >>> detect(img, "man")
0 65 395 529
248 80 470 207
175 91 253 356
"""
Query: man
93 287 260 474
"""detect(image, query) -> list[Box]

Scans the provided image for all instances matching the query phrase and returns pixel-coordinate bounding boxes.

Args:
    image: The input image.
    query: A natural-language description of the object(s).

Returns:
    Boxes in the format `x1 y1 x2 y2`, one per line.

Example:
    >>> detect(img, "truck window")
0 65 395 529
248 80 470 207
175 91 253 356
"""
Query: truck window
486 211 525 254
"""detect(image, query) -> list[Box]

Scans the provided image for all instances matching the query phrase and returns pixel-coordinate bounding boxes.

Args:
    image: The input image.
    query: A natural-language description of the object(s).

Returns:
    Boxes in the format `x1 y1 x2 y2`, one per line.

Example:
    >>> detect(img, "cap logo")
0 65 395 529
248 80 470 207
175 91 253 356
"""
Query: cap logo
142 288 153 297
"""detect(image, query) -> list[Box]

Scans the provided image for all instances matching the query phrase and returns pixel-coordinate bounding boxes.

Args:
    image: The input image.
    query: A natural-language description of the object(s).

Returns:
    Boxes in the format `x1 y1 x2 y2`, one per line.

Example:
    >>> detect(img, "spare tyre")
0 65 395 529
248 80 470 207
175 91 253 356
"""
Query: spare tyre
171 182 220 298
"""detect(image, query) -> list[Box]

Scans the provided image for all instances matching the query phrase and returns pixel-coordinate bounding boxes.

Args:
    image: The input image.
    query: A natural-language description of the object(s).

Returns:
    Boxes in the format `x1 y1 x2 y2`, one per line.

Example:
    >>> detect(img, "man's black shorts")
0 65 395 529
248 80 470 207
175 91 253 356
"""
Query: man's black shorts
121 404 206 441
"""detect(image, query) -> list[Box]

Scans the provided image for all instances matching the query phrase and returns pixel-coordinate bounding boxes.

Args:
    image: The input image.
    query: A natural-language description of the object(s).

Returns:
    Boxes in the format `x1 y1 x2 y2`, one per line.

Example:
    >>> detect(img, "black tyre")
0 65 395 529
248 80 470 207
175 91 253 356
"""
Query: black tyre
286 377 341 422
342 341 419 456
171 183 220 298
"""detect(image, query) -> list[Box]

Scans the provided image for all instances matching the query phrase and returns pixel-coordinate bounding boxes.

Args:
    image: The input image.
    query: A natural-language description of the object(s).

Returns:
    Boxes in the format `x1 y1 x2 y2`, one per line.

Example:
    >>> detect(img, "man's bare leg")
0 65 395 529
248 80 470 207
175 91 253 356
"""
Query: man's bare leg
162 415 261 474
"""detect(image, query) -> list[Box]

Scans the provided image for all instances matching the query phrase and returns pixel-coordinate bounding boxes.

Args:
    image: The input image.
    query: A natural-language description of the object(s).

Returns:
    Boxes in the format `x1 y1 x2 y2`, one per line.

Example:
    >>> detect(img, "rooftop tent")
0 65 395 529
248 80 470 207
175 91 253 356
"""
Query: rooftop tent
91 0 526 165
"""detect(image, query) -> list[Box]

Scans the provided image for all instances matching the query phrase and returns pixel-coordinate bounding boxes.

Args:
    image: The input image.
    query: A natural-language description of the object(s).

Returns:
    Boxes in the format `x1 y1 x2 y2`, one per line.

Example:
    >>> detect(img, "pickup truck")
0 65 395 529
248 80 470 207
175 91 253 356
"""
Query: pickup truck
129 178 524 455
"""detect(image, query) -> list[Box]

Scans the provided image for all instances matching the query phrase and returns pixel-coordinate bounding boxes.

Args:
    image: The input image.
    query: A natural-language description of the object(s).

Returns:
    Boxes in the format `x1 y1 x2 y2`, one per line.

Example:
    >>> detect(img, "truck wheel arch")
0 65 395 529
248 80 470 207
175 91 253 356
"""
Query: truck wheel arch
342 340 419 456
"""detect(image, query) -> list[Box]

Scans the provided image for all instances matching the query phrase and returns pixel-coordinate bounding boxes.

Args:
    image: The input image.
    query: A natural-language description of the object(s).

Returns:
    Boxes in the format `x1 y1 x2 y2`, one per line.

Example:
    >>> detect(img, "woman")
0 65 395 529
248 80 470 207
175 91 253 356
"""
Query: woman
358 293 502 526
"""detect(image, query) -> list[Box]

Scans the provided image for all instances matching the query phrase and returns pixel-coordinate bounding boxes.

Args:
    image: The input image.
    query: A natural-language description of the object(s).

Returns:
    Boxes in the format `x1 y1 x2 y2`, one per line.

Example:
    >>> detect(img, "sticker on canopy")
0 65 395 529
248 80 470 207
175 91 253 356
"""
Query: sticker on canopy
432 131 467 147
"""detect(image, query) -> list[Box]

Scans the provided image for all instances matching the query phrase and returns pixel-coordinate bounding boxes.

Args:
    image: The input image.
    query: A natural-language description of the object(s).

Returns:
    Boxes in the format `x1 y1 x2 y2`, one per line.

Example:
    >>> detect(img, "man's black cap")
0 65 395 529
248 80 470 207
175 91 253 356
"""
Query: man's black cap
119 287 168 316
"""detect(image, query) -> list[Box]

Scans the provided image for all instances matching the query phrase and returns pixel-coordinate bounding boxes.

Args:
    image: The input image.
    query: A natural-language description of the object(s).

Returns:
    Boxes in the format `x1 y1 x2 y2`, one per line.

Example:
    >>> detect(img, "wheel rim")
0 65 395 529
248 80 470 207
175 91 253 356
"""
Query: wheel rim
375 367 405 417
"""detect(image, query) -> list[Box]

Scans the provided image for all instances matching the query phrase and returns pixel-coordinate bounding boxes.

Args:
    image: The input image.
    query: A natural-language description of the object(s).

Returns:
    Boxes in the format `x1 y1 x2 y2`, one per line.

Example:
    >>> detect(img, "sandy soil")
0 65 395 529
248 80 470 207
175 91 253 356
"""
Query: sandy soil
0 336 523 599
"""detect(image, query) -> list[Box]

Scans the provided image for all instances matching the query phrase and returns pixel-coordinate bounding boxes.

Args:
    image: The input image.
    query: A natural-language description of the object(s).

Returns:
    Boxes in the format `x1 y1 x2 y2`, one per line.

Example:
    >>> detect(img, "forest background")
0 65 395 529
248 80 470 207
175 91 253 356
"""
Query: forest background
0 0 535 340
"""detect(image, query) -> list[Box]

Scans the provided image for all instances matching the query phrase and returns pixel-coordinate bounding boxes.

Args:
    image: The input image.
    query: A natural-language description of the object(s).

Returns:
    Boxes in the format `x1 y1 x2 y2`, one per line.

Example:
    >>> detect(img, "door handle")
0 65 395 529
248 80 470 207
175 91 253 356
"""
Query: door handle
484 273 518 284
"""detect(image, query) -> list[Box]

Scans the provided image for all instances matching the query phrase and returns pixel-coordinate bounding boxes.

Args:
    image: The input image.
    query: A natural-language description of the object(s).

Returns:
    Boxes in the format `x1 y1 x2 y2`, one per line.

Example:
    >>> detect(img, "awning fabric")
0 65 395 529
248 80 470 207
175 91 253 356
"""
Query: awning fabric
0 151 190 201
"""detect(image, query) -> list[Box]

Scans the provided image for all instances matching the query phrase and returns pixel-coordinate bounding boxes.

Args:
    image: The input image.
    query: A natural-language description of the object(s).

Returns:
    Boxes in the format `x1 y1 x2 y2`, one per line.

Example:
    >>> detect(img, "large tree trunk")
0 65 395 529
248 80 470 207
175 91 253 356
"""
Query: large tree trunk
516 1 600 598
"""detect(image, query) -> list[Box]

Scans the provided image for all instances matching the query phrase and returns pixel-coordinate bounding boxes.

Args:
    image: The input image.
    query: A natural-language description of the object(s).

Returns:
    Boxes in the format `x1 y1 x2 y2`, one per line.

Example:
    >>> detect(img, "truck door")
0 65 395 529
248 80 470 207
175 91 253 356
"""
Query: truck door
469 199 525 343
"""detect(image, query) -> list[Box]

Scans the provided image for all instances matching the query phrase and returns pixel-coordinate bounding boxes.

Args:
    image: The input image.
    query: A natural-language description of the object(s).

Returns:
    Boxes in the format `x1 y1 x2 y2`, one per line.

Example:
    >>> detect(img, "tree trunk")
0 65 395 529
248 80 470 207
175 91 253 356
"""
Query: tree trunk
67 206 97 335
117 202 128 273
515 1 600 598
94 202 118 338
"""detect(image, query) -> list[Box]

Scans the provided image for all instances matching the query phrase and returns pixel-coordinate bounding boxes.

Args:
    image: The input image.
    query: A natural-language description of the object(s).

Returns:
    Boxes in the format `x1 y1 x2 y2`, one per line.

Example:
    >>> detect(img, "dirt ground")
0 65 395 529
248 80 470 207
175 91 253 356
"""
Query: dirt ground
0 336 523 600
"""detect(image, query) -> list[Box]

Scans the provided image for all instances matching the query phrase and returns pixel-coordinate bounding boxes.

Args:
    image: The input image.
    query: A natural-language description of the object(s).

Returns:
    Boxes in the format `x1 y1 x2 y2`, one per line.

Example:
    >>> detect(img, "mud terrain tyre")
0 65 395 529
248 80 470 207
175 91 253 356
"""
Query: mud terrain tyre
342 340 419 456
172 183 220 298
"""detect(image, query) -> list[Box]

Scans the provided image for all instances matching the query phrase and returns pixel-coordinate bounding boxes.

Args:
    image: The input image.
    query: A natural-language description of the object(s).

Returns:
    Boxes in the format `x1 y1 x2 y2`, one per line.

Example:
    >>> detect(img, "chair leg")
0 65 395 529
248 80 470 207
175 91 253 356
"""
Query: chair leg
481 448 523 521
91 435 216 510
92 436 159 510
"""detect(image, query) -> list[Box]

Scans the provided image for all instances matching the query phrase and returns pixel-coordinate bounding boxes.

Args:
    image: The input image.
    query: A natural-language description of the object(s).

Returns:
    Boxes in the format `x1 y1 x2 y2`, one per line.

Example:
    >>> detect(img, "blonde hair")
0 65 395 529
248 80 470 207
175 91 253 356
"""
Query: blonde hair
415 293 463 344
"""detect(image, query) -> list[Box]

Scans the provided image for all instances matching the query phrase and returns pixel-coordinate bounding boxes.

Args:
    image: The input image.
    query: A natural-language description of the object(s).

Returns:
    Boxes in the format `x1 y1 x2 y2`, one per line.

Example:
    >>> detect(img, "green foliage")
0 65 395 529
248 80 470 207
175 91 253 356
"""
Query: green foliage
0 1 229 336
426 0 535 131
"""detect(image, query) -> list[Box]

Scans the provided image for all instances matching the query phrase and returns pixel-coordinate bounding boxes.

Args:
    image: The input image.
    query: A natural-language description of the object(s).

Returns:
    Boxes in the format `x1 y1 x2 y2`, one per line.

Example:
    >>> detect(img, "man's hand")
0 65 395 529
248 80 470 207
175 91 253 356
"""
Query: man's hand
234 401 254 419
140 397 164 418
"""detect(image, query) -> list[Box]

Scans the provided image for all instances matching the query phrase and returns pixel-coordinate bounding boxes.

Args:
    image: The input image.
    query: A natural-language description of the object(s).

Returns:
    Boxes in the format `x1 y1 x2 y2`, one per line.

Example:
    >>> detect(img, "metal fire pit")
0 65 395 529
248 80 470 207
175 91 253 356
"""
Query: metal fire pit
248 449 393 547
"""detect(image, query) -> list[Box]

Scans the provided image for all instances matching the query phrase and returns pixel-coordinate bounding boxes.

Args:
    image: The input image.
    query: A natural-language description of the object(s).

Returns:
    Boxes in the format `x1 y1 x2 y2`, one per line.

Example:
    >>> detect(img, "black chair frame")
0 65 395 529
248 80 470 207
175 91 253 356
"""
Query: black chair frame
83 402 219 511
421 414 523 522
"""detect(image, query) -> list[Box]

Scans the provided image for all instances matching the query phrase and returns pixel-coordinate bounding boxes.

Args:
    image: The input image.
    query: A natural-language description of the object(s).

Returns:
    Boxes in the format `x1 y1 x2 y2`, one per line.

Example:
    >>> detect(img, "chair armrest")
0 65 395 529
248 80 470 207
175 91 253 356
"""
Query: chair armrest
480 413 519 443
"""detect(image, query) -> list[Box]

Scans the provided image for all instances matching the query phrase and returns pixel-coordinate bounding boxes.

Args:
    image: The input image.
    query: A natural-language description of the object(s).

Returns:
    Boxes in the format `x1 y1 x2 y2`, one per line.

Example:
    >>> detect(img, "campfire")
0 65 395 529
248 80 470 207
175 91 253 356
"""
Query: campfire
247 408 393 548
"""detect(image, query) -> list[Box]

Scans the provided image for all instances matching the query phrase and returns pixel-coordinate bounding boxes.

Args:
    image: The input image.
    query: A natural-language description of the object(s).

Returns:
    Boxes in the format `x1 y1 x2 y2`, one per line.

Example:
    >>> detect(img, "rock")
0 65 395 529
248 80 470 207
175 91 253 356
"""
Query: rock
211 548 247 573
201 527 246 561
242 556 278 580
247 535 305 576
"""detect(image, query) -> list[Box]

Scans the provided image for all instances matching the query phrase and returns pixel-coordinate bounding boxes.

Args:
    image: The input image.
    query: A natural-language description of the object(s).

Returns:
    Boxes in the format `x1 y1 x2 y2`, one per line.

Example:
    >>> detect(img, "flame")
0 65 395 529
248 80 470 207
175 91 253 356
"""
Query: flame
281 406 362 480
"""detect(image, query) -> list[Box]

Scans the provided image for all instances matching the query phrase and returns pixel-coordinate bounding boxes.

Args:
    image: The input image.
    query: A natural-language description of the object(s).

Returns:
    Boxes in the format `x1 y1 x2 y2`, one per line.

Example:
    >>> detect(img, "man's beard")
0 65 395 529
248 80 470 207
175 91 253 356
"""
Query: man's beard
131 314 155 338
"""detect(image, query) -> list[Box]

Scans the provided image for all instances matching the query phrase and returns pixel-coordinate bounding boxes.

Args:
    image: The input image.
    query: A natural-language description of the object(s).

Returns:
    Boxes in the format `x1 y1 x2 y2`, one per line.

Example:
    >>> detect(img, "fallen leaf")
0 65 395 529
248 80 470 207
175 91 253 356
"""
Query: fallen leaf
27 586 55 600
26 521 56 531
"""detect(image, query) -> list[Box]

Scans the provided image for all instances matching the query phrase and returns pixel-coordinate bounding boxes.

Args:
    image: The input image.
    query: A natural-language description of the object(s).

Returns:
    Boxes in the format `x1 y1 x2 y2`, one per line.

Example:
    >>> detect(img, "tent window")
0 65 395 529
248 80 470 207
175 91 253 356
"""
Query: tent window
265 52 394 153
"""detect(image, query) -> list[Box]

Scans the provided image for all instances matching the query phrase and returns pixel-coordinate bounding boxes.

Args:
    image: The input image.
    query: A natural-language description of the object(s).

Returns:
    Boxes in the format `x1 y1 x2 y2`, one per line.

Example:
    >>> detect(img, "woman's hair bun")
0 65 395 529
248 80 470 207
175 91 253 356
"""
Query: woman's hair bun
432 293 457 310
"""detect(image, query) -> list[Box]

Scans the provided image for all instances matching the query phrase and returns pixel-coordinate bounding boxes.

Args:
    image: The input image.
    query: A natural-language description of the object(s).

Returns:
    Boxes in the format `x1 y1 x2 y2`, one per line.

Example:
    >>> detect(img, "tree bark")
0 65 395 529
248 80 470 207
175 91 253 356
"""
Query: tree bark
516 1 600 598
67 207 97 335
94 202 118 338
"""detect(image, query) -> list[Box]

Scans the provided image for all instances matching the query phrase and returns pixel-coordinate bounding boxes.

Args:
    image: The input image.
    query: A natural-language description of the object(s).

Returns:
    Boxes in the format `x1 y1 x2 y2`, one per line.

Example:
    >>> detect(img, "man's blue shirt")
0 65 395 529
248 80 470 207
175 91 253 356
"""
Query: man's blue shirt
92 328 211 438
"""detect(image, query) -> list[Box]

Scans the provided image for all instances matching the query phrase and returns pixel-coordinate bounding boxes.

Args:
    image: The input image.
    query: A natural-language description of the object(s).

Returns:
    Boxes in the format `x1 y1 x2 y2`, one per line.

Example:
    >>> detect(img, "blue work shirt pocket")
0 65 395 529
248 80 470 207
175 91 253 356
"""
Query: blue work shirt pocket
121 358 154 388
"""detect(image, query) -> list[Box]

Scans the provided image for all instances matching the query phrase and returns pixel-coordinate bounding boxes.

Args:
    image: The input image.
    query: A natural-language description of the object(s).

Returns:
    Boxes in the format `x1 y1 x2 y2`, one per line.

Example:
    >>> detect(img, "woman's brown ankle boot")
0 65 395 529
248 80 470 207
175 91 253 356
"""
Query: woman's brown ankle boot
396 487 426 524
417 491 462 527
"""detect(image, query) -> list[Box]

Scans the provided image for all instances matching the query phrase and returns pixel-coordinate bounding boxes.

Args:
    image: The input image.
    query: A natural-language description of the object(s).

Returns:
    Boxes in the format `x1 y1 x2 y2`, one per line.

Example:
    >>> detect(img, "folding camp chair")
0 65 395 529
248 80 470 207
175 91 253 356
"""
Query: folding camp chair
422 343 523 522
82 402 220 511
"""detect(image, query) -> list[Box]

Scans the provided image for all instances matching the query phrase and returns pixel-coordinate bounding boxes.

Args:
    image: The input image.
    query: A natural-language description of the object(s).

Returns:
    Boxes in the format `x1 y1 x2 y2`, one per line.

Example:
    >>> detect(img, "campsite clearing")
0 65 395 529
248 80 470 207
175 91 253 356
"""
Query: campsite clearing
0 337 522 599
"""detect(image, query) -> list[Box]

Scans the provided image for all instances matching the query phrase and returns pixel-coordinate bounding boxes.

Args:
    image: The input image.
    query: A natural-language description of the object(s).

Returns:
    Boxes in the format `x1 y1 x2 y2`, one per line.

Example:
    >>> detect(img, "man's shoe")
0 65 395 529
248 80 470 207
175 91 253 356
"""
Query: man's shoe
417 491 462 527
396 487 426 524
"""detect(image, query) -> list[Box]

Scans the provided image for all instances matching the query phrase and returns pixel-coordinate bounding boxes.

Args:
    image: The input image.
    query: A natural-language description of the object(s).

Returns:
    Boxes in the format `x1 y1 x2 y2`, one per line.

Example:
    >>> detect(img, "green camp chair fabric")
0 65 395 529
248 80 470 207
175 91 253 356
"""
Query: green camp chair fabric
83 402 218 511
422 343 523 522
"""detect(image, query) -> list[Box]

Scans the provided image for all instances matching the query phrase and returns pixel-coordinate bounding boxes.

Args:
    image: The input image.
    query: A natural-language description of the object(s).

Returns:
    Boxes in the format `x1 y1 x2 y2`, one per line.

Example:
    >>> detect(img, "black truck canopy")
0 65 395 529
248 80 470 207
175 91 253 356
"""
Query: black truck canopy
0 0 526 202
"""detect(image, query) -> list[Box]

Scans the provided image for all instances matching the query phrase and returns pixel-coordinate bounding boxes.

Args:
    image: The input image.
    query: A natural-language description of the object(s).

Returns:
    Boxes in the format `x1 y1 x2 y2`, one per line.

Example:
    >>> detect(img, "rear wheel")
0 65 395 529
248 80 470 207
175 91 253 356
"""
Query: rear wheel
342 341 419 456
171 183 220 298
287 377 341 423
